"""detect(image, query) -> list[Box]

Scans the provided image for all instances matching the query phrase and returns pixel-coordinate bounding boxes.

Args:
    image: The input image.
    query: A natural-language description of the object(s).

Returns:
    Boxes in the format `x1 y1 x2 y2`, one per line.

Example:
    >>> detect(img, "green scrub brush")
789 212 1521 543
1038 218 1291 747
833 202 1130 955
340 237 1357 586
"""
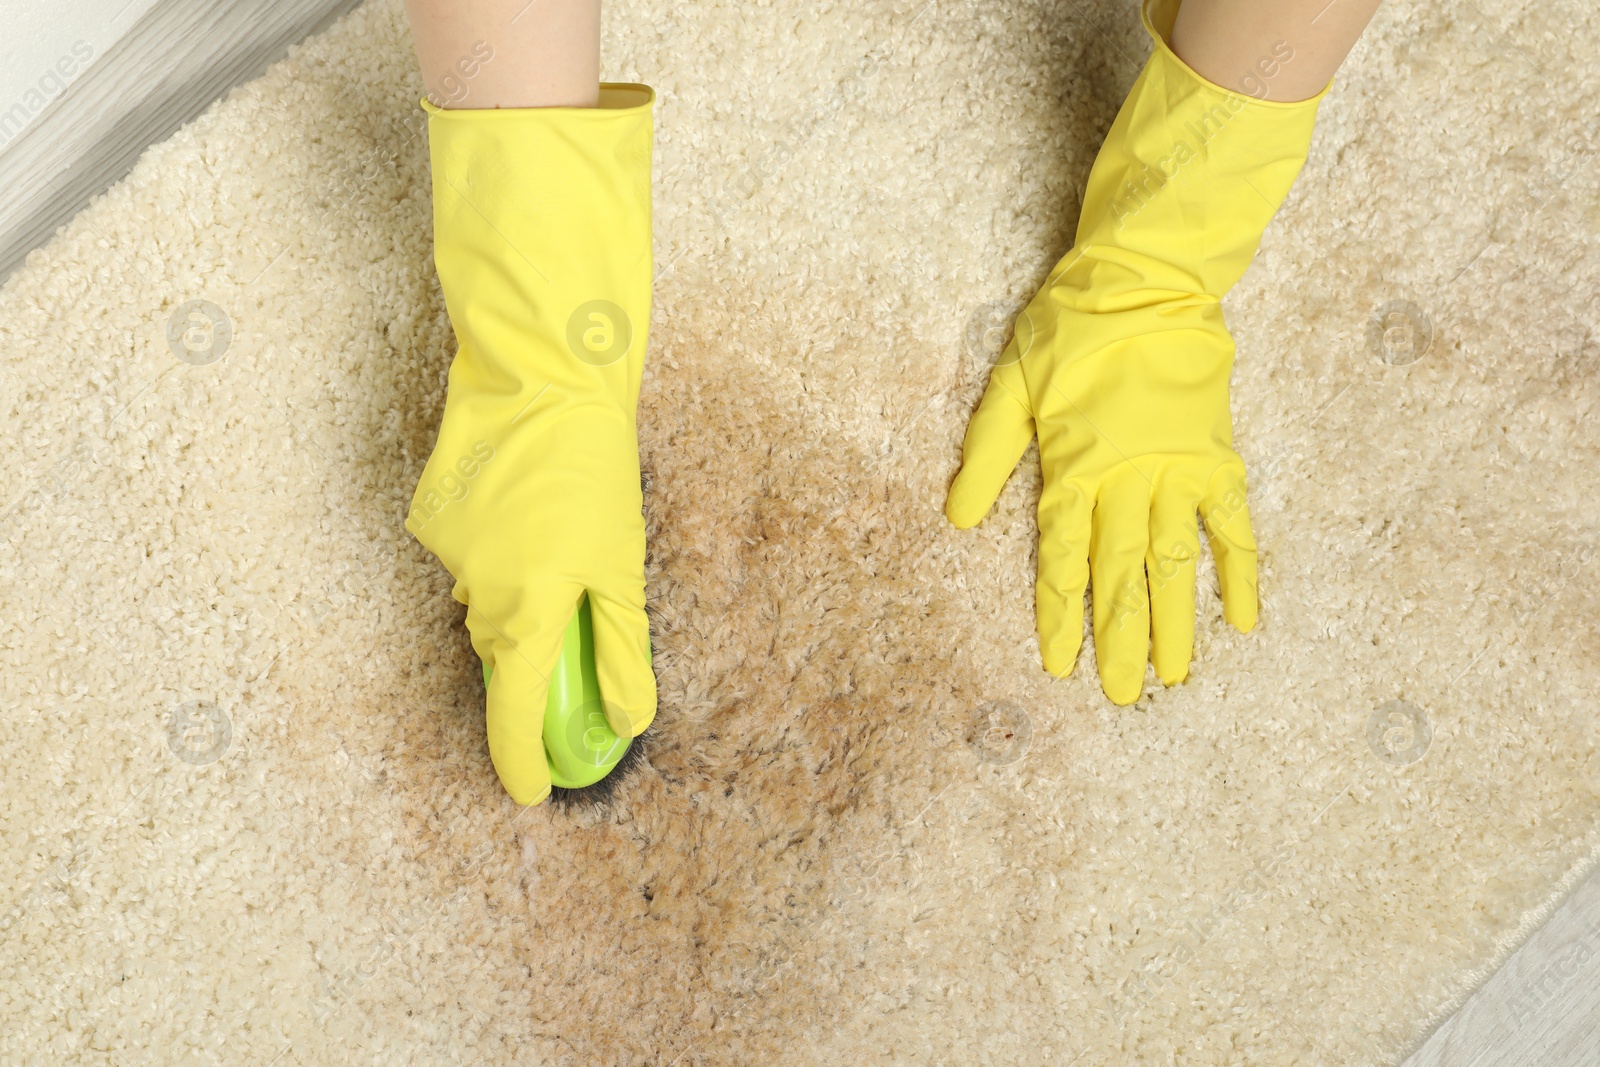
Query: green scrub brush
481 592 644 804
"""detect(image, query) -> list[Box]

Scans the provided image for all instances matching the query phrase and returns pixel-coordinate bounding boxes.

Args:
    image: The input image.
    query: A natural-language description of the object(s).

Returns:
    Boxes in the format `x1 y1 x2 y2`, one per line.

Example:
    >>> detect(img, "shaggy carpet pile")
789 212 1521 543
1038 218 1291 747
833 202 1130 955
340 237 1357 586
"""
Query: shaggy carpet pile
2 0 1597 1062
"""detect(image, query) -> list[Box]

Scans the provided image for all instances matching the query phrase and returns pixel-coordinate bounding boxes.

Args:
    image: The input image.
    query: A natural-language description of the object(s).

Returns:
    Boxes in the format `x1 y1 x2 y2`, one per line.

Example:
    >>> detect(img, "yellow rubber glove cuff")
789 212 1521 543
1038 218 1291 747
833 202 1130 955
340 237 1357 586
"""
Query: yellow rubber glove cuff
947 0 1328 704
407 86 657 804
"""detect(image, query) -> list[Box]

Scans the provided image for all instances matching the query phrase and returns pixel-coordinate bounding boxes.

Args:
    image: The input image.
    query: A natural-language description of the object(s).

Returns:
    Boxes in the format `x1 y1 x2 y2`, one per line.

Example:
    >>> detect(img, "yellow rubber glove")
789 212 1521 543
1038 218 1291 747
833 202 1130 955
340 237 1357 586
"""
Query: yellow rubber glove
406 86 657 804
946 0 1327 705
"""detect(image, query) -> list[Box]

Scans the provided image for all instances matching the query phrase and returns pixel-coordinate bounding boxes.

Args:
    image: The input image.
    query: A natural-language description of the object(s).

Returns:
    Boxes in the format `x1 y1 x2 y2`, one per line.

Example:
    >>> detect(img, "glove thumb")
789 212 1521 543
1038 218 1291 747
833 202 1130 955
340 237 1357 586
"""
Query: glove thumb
946 363 1035 529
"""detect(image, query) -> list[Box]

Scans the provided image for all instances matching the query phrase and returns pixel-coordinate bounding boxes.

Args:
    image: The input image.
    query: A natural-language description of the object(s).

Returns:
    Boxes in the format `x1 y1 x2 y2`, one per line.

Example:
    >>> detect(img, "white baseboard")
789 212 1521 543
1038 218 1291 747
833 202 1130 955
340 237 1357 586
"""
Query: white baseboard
0 0 363 285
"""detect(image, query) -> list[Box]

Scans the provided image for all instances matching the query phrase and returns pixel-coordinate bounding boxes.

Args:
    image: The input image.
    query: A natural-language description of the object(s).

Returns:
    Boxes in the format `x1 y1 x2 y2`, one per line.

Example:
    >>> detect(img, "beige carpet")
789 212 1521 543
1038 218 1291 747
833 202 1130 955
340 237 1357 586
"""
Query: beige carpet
3 0 1598 1062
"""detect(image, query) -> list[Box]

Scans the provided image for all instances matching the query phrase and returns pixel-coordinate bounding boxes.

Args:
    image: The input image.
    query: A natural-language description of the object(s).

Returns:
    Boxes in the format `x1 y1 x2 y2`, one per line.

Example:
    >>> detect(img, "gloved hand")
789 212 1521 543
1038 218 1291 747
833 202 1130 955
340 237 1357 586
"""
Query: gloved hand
946 0 1327 704
406 86 657 804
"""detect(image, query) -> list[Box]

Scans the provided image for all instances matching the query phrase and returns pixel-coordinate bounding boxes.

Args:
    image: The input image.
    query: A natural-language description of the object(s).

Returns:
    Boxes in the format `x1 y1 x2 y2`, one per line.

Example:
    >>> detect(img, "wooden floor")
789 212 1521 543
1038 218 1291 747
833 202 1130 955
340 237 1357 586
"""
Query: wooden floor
1405 865 1600 1066
2 5 1598 1062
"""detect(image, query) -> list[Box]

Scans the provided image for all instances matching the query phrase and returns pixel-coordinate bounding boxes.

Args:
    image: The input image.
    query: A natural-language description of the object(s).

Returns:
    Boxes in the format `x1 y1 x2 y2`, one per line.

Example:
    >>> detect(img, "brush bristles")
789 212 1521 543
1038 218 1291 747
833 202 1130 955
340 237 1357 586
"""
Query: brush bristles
548 731 649 807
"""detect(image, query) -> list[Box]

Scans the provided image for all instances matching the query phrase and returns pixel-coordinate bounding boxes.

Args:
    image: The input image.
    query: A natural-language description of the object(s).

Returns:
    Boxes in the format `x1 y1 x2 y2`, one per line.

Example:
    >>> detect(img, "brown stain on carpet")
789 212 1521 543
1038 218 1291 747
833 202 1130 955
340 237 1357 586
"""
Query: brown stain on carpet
265 268 1003 1064
12 0 1597 1061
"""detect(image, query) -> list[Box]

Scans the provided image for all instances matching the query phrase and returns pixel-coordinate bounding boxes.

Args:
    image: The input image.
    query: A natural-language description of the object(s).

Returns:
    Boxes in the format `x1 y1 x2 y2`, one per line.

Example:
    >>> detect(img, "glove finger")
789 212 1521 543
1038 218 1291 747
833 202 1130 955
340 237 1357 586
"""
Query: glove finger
471 598 571 806
1148 489 1201 685
945 366 1035 529
587 588 657 738
1200 462 1259 633
1091 473 1152 706
1036 477 1092 678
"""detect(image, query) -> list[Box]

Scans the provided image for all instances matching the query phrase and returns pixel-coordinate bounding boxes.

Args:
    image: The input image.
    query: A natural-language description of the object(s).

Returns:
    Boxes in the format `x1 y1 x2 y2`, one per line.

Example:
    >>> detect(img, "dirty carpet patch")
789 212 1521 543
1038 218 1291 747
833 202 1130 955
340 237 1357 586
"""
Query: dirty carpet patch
2 0 1599 1063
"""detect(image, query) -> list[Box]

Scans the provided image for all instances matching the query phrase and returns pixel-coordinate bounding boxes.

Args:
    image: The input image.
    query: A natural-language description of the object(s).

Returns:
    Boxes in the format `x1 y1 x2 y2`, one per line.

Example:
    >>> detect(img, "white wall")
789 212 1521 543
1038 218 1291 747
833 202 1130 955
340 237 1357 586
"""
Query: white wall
0 0 161 149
